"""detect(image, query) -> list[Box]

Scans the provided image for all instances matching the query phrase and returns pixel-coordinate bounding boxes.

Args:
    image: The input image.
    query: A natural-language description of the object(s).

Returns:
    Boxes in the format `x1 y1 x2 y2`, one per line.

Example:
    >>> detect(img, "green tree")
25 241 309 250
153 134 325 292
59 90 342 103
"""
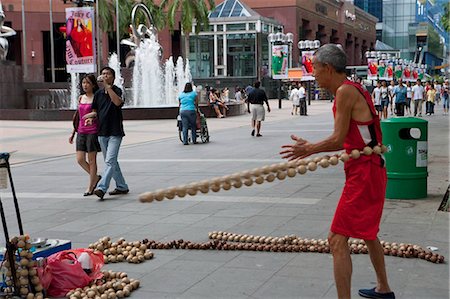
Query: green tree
160 0 215 58
441 2 450 32
97 0 165 38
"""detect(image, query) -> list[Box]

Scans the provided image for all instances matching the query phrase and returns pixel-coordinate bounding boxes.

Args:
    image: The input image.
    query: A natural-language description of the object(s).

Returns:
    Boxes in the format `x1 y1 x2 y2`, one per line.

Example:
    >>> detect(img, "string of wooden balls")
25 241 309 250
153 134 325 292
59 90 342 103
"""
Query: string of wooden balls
66 270 140 299
139 145 388 203
88 237 154 264
207 231 445 264
3 235 46 299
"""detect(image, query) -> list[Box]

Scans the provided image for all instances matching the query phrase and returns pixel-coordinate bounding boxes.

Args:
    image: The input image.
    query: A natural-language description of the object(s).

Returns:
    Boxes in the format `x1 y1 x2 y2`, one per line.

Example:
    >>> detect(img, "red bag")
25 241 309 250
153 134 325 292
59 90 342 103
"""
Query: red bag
38 248 104 297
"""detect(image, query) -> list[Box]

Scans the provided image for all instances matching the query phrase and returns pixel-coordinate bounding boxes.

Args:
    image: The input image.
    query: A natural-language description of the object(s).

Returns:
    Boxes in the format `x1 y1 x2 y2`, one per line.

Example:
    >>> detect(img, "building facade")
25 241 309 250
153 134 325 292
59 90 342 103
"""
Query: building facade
1 0 377 83
357 0 449 74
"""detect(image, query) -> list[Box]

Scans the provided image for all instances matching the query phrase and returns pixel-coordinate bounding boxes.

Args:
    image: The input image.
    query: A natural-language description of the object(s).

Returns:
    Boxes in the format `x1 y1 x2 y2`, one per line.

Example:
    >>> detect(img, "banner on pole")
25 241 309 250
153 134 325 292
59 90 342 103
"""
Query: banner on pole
300 50 315 81
367 58 378 80
65 7 96 73
271 44 288 79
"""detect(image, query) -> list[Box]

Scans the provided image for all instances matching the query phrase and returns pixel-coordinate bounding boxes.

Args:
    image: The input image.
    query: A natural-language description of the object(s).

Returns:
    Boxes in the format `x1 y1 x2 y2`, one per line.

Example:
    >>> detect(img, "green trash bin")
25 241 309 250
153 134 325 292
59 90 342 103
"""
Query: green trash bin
381 117 428 199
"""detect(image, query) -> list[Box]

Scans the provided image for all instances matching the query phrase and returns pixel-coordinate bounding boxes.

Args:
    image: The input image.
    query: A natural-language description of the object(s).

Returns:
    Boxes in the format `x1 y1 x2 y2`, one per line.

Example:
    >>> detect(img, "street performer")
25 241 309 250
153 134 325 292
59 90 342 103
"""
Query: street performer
280 44 395 299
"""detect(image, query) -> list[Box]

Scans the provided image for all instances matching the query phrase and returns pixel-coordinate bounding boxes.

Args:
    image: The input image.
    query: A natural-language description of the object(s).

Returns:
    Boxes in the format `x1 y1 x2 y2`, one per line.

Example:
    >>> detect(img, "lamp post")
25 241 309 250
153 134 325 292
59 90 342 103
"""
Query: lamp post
267 31 294 109
298 39 320 105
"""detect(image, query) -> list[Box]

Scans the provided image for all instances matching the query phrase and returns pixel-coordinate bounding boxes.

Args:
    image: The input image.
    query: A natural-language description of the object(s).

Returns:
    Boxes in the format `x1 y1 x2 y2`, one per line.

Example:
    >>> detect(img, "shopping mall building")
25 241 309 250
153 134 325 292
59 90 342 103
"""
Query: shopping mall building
2 0 376 89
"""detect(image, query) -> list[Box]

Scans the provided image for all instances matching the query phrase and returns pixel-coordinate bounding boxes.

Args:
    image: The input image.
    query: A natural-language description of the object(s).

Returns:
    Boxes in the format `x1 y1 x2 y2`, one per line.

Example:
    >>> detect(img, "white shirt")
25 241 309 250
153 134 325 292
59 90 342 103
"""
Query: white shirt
388 85 395 101
406 86 412 98
298 86 306 99
380 87 389 101
372 87 381 105
412 84 424 100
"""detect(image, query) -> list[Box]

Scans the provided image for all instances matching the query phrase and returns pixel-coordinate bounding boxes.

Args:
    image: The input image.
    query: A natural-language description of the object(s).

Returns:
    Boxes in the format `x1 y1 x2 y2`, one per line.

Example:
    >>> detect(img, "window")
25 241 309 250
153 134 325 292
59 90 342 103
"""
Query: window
226 23 246 31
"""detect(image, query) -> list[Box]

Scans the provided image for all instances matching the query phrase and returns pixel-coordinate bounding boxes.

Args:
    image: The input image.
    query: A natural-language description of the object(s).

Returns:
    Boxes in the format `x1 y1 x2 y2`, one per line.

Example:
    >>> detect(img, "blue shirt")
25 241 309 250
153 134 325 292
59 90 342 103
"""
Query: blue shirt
394 85 407 103
179 91 197 111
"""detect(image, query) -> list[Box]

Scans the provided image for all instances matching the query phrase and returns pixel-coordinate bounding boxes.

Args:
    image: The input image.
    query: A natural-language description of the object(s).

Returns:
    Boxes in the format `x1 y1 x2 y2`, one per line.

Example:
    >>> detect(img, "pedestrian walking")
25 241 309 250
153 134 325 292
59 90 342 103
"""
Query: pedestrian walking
280 44 394 299
393 78 407 116
372 81 382 119
246 81 271 137
86 66 129 201
405 81 412 115
426 83 436 116
388 80 395 115
442 79 449 115
412 79 425 117
380 81 389 119
178 82 199 145
290 83 300 115
298 82 307 116
69 74 102 196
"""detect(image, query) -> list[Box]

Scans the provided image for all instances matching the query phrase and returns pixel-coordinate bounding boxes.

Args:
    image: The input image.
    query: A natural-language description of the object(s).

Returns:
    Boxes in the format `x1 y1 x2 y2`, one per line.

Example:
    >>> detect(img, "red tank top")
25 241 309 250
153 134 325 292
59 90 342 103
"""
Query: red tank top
333 80 384 166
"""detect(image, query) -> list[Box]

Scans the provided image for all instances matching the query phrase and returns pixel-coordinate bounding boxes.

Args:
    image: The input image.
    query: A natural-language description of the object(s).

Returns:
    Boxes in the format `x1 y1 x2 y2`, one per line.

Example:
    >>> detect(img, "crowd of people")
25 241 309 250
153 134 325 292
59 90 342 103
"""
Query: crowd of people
371 78 449 119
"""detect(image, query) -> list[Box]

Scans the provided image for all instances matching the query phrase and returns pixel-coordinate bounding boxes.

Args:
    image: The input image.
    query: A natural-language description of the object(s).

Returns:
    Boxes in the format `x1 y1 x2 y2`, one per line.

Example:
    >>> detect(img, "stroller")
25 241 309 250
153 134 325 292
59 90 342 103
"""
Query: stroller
177 110 210 144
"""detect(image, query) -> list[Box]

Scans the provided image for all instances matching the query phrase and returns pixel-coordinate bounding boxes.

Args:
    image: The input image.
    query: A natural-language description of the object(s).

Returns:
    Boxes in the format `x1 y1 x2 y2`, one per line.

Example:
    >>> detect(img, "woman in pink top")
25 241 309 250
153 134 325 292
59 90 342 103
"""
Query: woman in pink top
69 74 101 196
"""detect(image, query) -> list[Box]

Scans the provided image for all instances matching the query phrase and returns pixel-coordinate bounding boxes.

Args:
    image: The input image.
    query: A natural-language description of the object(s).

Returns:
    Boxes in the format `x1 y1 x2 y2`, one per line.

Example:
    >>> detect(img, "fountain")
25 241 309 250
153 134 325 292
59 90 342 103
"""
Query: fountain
0 3 245 120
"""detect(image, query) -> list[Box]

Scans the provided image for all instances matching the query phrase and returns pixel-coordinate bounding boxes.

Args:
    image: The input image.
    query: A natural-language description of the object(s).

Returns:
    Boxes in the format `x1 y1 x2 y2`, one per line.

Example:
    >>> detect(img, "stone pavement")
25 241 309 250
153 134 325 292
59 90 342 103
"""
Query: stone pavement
0 100 448 298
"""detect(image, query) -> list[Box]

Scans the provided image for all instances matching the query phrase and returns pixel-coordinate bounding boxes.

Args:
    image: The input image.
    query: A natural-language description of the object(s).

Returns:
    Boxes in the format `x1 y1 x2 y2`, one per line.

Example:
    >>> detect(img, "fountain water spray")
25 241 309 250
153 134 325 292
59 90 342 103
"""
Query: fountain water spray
108 53 124 92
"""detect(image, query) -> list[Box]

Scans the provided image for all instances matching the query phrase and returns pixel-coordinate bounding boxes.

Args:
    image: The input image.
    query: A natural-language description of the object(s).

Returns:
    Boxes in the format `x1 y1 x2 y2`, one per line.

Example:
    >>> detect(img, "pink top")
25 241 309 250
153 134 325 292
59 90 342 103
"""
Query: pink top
78 102 98 134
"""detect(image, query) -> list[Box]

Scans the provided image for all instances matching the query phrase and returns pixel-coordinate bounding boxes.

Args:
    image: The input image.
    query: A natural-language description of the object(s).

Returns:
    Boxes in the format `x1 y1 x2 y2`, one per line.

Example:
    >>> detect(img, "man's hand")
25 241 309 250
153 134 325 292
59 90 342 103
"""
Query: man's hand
280 134 312 160
267 106 271 113
247 109 251 114
85 118 93 126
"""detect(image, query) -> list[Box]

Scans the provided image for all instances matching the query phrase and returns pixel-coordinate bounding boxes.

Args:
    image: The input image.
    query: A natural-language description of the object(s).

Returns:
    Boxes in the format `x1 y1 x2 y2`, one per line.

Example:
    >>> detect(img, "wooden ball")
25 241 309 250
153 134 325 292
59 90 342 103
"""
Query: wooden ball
297 165 307 174
339 152 350 162
175 187 187 197
297 159 307 166
261 166 272 174
278 163 288 171
329 156 339 165
363 146 373 156
319 158 329 168
255 176 264 184
233 180 243 188
276 171 286 180
269 164 280 172
287 160 298 168
265 174 276 182
373 145 382 155
313 156 322 163
307 161 317 171
251 168 262 177
222 182 232 190
351 149 361 159
287 168 297 177
155 191 165 201
381 144 388 153
187 186 197 196
211 184 221 192
244 179 253 186
199 185 209 193
165 190 175 199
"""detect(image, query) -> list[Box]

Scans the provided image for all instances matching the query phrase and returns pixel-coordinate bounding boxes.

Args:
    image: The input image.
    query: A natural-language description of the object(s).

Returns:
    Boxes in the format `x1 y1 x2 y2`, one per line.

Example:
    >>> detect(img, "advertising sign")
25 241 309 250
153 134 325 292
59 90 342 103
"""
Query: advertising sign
300 50 315 81
271 44 288 79
367 58 378 80
65 7 96 73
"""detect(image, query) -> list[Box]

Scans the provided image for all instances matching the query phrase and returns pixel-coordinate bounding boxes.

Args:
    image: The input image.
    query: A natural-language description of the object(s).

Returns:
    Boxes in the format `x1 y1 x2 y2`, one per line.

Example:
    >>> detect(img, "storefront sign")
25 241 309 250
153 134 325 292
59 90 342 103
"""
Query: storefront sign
65 7 96 73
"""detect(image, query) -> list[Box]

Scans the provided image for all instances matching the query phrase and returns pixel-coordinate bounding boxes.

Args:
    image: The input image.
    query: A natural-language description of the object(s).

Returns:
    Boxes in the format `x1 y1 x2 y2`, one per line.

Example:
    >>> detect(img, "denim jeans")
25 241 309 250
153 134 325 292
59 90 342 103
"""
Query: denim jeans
97 136 128 192
181 110 197 144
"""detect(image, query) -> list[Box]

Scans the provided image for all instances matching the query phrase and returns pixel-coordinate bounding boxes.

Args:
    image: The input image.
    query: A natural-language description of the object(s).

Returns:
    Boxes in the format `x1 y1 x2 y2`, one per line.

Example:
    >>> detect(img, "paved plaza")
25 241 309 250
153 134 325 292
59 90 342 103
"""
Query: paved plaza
0 100 449 298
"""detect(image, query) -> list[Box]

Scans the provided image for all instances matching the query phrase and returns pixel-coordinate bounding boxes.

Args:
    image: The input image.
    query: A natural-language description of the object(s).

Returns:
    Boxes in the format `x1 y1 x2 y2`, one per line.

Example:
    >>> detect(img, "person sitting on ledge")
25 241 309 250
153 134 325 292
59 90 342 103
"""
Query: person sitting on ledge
209 88 228 118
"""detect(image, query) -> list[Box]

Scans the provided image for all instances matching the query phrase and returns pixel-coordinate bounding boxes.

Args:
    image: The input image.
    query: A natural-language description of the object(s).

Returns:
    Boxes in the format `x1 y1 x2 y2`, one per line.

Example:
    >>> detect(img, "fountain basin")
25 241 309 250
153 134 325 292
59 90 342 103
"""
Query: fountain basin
0 102 247 121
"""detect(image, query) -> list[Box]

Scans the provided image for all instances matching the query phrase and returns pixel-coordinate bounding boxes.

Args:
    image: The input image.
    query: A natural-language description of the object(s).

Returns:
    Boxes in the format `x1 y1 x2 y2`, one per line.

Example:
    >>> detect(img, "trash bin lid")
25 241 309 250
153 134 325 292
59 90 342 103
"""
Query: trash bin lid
381 117 428 124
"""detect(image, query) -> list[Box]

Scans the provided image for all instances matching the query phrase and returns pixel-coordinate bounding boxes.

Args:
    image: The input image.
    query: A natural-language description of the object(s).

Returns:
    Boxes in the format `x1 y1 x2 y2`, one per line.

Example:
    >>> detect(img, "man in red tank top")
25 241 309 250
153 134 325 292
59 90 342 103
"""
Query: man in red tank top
280 44 394 299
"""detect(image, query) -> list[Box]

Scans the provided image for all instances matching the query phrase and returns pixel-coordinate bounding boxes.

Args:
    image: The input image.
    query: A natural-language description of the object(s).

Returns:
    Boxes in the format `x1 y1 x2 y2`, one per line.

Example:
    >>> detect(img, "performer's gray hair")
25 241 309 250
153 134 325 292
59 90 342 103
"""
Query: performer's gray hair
314 44 347 73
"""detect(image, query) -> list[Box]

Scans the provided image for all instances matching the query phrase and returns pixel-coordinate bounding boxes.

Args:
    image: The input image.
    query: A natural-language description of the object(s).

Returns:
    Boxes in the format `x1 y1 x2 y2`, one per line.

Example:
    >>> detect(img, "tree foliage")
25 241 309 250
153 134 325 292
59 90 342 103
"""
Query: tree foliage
441 2 450 32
